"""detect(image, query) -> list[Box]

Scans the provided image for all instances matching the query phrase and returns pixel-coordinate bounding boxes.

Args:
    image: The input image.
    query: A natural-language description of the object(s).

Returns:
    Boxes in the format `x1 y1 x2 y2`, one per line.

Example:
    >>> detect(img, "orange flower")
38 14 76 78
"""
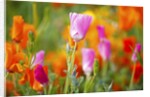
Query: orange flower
5 42 28 73
45 51 83 77
51 51 67 77
11 16 36 49
19 65 48 92
6 80 14 96
134 7 143 25
21 23 36 48
11 16 24 42
6 80 21 96
118 6 139 31
85 21 100 51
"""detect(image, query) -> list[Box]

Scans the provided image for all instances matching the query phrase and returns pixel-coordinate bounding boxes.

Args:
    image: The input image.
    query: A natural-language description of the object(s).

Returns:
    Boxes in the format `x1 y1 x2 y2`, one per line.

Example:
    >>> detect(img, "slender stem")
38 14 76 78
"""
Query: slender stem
64 74 69 93
84 76 89 92
129 63 136 90
64 42 77 94
48 82 52 94
44 87 47 95
102 61 108 78
33 2 38 28
84 75 96 92
71 42 77 71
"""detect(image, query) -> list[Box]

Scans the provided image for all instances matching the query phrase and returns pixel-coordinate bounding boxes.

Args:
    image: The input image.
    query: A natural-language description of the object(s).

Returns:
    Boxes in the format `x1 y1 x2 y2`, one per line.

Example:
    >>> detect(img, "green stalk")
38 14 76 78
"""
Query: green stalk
48 82 52 94
32 3 38 28
84 76 90 92
84 75 96 92
70 42 77 72
44 86 47 95
64 76 69 93
102 61 108 78
129 63 136 90
64 42 77 94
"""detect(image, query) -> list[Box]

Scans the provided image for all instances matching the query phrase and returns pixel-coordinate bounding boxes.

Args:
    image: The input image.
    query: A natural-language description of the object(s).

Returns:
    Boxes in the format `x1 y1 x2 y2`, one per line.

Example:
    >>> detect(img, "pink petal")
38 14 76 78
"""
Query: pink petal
69 12 92 42
31 50 45 68
34 64 49 85
82 48 95 76
98 38 111 61
97 25 105 40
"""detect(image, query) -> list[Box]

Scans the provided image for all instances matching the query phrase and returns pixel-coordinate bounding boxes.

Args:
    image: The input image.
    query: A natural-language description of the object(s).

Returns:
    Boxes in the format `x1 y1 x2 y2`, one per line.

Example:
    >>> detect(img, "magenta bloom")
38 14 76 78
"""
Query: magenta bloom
97 25 105 40
131 43 142 62
134 43 142 53
34 64 49 85
98 39 111 61
31 50 45 68
82 48 95 76
69 12 92 42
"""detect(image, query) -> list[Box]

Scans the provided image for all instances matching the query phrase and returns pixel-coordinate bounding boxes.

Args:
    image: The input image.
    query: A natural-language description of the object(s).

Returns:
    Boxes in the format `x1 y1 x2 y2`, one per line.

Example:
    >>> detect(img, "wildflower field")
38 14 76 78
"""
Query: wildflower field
5 1 143 96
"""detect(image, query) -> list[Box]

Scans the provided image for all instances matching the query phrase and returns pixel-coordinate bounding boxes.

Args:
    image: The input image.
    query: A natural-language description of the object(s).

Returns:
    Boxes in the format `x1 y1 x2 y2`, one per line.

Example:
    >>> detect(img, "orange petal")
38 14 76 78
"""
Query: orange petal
32 80 43 92
19 72 27 85
9 63 23 73
11 16 24 42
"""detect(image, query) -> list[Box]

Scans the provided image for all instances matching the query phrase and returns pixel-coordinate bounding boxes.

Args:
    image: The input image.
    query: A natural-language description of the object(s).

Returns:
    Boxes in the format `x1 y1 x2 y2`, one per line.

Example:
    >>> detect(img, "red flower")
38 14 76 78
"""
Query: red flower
131 62 143 83
123 36 136 53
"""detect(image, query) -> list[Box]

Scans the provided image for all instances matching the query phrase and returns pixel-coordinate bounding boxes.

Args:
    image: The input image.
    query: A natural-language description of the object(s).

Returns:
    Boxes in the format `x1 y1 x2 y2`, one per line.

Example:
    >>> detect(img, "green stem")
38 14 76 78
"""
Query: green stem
44 86 47 95
48 83 52 94
64 74 69 93
84 75 96 92
71 42 77 71
84 76 89 92
33 2 38 28
129 63 136 90
102 61 108 78
64 42 77 94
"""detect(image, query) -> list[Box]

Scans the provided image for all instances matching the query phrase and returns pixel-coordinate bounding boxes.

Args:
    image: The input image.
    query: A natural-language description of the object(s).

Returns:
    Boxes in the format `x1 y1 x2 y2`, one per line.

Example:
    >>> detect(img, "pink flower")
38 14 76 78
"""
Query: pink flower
31 50 45 68
98 39 111 61
34 64 49 85
134 43 142 53
69 12 92 42
131 43 142 62
97 25 105 40
82 48 95 76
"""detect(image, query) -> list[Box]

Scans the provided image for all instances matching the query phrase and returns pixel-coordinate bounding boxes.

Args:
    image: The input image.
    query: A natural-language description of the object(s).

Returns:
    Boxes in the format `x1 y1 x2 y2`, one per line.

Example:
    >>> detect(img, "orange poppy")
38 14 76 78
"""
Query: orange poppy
5 42 28 73
118 6 139 31
19 65 48 92
6 80 14 96
134 7 143 25
6 80 21 96
11 16 36 49
51 51 67 77
21 23 36 49
11 16 24 42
